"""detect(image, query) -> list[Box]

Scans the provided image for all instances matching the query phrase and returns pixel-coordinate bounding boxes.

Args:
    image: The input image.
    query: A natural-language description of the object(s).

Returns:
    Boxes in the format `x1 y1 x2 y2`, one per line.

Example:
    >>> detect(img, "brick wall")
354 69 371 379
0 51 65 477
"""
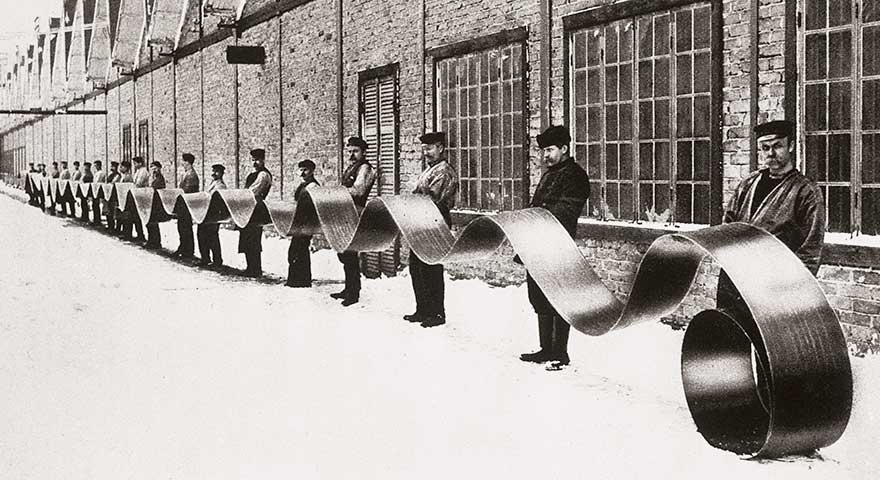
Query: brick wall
202 38 236 190
280 0 337 196
175 53 203 179
237 18 280 192
152 63 175 180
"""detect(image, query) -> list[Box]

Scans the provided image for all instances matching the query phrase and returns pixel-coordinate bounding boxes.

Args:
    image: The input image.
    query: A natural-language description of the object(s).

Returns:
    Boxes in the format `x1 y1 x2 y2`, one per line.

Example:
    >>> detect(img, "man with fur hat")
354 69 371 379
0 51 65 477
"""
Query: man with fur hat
518 125 590 371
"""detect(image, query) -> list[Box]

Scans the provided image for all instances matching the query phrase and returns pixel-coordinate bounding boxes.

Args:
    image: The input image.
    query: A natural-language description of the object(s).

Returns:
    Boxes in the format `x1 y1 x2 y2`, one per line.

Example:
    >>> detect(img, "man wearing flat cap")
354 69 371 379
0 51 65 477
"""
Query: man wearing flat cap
91 161 106 225
175 153 200 259
329 136 377 305
718 119 825 310
144 161 167 250
404 131 459 328
105 161 121 231
519 125 590 371
239 148 273 277
197 164 228 267
286 159 321 287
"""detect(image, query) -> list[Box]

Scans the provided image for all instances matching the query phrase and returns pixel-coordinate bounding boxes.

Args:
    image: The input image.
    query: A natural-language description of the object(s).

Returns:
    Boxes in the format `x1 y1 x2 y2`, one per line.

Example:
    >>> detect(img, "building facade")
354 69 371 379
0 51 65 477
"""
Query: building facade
1 0 879 351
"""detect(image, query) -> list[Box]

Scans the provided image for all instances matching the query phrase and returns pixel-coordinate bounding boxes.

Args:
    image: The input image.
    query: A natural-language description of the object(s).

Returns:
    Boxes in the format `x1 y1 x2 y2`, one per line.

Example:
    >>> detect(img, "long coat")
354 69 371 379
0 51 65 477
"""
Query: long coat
723 168 825 274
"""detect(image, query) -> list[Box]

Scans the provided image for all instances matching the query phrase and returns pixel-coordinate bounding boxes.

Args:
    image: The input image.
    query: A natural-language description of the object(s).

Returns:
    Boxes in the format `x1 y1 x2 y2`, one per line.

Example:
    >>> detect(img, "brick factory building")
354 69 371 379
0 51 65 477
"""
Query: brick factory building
1 0 879 351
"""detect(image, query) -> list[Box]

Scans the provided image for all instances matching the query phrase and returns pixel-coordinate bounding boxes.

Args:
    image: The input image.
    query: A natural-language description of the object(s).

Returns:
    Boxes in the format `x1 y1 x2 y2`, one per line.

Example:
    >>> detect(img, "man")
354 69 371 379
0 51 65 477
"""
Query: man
197 164 228 267
127 156 149 243
175 153 200 258
718 119 825 312
106 161 122 231
329 136 376 305
78 162 94 222
114 160 133 236
58 161 72 216
72 161 82 181
91 161 107 225
404 132 458 328
286 160 320 287
26 163 38 206
518 125 590 371
144 161 167 250
50 162 60 179
239 148 273 277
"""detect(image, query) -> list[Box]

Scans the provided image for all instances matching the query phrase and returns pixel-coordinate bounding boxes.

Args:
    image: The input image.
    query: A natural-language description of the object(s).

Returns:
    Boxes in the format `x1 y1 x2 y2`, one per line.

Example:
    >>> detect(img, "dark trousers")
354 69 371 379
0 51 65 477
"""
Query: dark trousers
239 224 263 275
107 206 117 230
146 223 161 247
338 251 361 298
91 199 102 225
287 236 313 286
79 197 90 221
177 211 195 256
409 250 445 317
59 197 71 216
197 224 223 264
527 273 571 356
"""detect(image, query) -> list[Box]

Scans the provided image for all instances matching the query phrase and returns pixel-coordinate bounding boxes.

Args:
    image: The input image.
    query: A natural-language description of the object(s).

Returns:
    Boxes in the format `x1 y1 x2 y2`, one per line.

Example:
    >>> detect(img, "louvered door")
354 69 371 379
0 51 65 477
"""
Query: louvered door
359 66 400 277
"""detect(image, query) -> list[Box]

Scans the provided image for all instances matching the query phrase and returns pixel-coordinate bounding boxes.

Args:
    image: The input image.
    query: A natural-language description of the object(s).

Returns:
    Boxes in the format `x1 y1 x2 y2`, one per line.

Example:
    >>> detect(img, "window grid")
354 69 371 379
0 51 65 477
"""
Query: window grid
437 43 526 211
122 124 132 163
137 120 149 162
801 0 880 234
570 2 713 224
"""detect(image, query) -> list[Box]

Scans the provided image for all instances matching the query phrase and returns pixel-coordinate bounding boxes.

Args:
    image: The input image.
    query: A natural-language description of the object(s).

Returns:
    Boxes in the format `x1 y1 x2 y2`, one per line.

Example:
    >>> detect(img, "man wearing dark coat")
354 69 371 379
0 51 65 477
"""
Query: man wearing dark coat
239 148 273 277
329 136 376 305
144 161 167 250
197 164 228 267
58 161 71 217
175 153 200 258
518 125 590 371
91 161 107 225
286 160 320 287
106 161 122 231
718 119 826 313
78 162 94 222
403 132 459 328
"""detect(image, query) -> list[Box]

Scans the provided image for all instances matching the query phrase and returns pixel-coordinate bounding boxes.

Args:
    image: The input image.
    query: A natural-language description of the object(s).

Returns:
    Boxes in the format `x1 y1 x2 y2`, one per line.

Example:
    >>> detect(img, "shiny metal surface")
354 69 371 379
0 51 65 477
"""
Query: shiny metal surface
26 177 854 457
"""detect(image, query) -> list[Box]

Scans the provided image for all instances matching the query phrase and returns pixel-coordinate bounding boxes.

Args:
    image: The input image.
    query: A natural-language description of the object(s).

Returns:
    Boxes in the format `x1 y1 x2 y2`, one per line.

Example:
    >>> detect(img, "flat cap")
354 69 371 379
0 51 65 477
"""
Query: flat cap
110 161 119 166
182 153 195 163
536 125 571 149
347 136 368 150
150 161 162 169
754 120 794 139
211 163 225 173
250 148 266 159
419 131 446 145
297 159 316 170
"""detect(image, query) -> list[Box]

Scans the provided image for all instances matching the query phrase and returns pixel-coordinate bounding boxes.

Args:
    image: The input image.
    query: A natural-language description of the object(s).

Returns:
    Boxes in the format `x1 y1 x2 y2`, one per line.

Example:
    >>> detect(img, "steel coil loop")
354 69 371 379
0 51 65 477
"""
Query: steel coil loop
24 175 853 457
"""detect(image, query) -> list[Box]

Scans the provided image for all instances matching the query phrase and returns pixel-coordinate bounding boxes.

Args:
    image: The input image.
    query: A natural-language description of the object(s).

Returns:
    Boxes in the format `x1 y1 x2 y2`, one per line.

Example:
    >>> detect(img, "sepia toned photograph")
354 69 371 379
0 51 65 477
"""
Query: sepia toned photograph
0 0 877 478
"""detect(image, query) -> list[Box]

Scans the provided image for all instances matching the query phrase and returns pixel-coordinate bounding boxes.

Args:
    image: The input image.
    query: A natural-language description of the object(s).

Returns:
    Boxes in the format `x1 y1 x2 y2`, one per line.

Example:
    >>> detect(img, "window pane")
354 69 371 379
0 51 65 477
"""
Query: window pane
828 134 851 182
806 0 827 30
588 31 601 66
827 186 851 232
654 14 670 56
676 184 693 223
619 63 633 99
677 97 693 137
865 26 880 76
677 54 692 94
805 84 828 131
828 0 851 27
677 140 693 180
640 143 653 179
620 144 633 179
864 79 880 130
693 140 710 180
828 82 852 130
676 9 693 52
693 52 711 93
574 32 586 69
607 144 619 180
606 25 619 63
828 31 852 79
866 0 880 22
862 189 880 235
639 60 653 98
654 99 669 138
693 6 711 50
606 65 619 102
805 135 827 181
655 57 670 94
655 142 670 180
863 134 880 184
639 101 653 138
693 96 710 137
639 17 653 58
606 104 619 140
805 33 827 81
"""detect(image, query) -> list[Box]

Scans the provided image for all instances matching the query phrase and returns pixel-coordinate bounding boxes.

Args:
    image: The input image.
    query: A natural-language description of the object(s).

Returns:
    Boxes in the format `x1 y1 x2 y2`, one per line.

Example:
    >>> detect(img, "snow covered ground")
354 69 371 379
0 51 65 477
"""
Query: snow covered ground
0 188 877 479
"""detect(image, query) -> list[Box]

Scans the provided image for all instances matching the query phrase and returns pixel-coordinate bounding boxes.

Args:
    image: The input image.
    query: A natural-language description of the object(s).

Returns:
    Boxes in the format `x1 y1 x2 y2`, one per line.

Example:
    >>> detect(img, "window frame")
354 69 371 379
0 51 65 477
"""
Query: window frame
798 0 880 235
122 123 132 163
428 27 531 212
563 0 724 225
